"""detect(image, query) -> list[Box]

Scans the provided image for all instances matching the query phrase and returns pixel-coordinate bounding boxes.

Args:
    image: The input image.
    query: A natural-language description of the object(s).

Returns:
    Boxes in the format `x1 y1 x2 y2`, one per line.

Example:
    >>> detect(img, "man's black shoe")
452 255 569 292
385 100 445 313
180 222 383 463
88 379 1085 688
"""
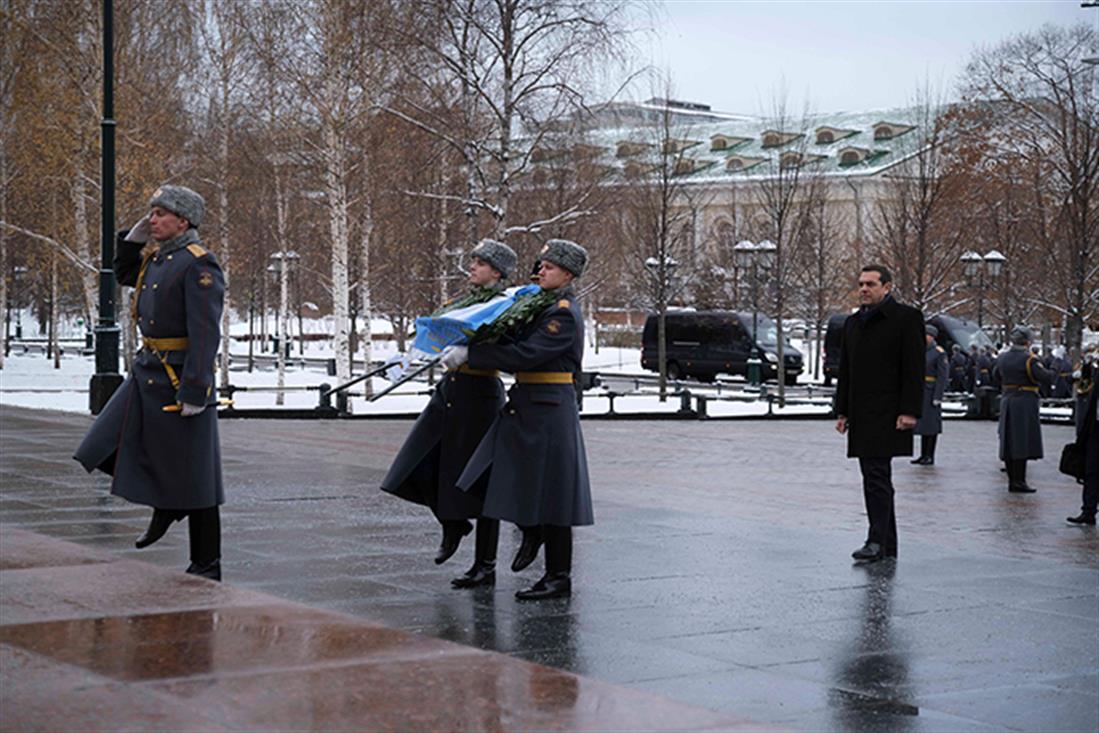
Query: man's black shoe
910 456 933 466
435 521 473 565
185 559 221 582
1008 483 1037 493
515 573 570 600
451 561 496 588
851 542 884 562
511 530 543 572
135 509 185 549
1067 513 1097 525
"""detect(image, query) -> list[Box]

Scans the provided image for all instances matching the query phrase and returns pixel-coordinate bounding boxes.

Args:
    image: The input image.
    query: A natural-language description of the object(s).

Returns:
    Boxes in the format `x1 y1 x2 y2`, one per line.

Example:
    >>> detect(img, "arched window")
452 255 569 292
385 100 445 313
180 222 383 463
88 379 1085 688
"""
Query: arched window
874 125 893 140
762 133 781 148
711 138 726 151
780 152 801 169
727 158 744 171
816 130 834 144
840 150 861 166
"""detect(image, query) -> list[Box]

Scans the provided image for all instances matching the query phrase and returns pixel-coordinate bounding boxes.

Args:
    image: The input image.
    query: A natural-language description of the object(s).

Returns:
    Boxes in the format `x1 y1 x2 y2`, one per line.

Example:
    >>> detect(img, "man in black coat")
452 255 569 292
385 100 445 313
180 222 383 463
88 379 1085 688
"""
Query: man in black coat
835 265 924 563
1068 374 1099 525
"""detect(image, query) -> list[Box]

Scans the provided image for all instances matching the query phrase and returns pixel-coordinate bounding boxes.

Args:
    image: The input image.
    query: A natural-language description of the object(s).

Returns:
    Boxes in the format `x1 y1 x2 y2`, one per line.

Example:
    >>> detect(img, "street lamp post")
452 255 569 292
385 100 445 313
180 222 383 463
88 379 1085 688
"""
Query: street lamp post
89 0 122 414
961 249 1006 329
644 254 678 400
733 240 776 386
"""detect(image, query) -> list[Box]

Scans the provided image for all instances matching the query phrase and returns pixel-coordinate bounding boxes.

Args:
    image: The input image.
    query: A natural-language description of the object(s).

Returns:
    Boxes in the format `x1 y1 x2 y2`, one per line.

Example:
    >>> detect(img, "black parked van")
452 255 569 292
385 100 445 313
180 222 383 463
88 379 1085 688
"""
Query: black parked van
641 311 803 385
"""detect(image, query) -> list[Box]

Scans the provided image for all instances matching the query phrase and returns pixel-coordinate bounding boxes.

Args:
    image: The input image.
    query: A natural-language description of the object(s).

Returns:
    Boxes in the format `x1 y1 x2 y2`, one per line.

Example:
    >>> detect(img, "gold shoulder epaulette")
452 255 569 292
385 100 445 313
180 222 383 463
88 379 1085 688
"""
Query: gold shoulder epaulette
186 243 207 258
557 299 571 309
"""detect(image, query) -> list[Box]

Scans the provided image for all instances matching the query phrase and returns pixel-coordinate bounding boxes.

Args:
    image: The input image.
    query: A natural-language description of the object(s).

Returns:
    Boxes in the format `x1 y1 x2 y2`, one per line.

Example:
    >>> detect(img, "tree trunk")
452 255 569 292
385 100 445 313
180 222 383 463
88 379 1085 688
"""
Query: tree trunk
274 169 289 405
359 198 374 396
323 113 352 384
72 164 97 330
0 144 7 370
50 254 60 369
216 88 232 391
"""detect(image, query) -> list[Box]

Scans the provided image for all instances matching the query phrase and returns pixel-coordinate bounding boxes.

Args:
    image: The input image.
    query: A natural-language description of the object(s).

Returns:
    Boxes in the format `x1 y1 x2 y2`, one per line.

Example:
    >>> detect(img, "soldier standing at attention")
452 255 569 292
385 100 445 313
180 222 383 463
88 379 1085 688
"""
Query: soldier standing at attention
993 327 1053 493
912 324 948 466
976 346 994 388
835 265 924 563
949 345 968 393
443 239 593 600
381 240 517 588
74 185 225 580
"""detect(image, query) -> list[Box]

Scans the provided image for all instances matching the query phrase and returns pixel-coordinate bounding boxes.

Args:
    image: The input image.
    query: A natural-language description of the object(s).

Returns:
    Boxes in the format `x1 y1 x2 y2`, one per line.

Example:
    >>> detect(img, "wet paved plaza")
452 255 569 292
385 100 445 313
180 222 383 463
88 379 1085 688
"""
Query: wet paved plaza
2 405 1097 731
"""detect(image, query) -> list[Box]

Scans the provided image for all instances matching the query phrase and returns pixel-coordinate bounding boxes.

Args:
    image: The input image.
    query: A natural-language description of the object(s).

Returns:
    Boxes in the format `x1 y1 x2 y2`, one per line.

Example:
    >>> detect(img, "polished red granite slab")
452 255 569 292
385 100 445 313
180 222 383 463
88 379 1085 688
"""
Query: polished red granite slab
0 530 777 732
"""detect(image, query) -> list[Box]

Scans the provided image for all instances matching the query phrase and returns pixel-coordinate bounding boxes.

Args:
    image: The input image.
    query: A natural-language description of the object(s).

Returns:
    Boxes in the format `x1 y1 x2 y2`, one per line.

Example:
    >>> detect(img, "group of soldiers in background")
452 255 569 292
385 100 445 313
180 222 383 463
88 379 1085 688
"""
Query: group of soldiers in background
948 344 996 393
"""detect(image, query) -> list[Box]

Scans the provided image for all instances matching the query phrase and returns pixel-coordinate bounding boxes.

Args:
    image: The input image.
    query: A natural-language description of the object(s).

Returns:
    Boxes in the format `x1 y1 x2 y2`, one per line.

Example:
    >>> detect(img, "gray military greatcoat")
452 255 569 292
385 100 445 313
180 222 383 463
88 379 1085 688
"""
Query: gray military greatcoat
74 229 225 510
915 343 949 436
456 288 593 527
993 346 1053 461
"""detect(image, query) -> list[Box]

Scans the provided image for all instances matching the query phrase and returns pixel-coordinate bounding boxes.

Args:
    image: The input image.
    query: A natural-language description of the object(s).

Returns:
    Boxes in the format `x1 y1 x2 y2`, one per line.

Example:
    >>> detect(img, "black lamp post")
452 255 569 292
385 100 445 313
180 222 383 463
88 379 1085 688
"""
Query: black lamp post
733 239 776 386
89 0 122 413
961 249 1006 329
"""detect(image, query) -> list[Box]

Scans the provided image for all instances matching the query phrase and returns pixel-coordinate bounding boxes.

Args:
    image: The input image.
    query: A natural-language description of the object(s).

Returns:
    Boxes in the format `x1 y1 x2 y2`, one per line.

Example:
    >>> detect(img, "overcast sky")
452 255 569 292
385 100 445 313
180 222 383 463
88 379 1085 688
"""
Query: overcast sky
634 0 1092 115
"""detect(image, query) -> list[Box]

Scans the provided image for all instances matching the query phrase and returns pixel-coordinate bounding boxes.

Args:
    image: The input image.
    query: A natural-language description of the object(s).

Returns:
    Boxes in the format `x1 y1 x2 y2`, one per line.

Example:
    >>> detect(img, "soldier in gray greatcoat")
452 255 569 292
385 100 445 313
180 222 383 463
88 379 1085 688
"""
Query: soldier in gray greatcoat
74 185 225 580
912 324 949 466
381 239 517 589
445 239 593 601
992 327 1053 493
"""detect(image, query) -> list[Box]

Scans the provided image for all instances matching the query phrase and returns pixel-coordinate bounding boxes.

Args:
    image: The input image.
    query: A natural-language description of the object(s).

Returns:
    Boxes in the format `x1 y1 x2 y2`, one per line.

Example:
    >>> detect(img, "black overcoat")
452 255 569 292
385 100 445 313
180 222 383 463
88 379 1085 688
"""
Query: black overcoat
380 368 504 521
456 289 594 527
993 347 1052 460
835 296 925 458
74 229 225 511
915 343 948 436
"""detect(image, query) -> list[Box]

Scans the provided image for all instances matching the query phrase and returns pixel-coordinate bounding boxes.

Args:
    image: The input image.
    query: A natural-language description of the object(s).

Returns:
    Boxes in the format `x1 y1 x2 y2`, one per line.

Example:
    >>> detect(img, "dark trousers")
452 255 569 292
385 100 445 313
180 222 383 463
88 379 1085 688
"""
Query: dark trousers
543 525 572 575
1083 427 1099 515
186 507 220 565
858 457 897 554
474 517 499 563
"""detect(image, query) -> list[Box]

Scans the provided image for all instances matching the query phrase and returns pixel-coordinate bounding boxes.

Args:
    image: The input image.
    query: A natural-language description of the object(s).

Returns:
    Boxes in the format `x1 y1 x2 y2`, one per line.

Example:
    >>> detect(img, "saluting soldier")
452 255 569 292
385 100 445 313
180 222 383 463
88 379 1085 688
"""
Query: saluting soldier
1050 346 1073 399
992 327 1053 493
74 185 225 580
912 324 949 466
444 239 593 600
381 240 517 589
949 345 968 392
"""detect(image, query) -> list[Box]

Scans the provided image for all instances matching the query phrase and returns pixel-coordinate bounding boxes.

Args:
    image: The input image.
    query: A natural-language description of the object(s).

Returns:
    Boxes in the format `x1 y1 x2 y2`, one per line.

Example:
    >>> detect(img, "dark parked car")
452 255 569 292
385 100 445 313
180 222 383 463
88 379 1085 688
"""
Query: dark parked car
641 311 803 385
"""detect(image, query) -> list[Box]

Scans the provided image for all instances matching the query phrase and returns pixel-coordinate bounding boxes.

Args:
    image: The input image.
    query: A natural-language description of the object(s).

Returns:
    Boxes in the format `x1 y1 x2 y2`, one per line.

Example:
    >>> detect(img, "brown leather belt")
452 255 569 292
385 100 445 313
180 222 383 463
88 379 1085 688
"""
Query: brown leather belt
924 376 937 383
1003 384 1039 393
515 372 574 384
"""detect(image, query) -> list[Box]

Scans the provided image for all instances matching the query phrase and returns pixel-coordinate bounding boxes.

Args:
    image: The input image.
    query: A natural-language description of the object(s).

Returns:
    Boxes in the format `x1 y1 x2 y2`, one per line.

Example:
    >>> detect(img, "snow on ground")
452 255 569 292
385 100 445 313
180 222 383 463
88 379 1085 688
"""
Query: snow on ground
0 342 827 418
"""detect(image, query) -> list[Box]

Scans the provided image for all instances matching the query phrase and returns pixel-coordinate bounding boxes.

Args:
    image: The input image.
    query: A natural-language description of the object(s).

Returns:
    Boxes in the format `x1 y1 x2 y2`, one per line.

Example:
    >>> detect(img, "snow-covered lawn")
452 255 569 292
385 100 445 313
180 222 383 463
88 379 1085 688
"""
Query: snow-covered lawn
0 342 828 419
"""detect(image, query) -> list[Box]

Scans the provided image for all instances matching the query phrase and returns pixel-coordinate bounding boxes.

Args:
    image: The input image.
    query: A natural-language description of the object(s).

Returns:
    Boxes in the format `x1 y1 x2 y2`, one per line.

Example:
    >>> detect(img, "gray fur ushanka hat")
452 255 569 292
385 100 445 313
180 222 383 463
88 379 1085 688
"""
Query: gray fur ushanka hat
1010 326 1032 346
540 239 588 277
925 324 938 337
149 185 205 228
470 239 517 278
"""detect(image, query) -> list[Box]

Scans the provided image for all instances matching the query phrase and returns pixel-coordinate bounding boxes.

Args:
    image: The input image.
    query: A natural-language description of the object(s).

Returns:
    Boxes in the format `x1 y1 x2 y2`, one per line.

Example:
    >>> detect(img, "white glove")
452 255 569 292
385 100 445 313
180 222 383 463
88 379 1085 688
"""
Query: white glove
180 402 206 417
124 214 151 243
439 345 469 371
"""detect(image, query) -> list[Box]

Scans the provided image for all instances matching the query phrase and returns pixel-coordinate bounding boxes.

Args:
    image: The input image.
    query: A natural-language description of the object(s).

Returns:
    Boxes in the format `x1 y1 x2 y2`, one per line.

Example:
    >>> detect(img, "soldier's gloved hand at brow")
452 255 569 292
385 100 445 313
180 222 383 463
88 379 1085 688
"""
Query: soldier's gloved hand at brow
439 345 469 370
123 214 151 243
179 402 206 418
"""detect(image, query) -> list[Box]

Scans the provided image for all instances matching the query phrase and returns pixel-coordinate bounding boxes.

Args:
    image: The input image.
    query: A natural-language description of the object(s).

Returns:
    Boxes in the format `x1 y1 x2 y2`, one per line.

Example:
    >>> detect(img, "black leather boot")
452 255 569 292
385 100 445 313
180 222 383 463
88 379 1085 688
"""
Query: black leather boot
135 509 186 549
435 520 472 565
452 518 498 588
925 435 937 464
186 507 221 581
1067 512 1097 525
1009 460 1035 492
511 525 543 572
515 572 571 600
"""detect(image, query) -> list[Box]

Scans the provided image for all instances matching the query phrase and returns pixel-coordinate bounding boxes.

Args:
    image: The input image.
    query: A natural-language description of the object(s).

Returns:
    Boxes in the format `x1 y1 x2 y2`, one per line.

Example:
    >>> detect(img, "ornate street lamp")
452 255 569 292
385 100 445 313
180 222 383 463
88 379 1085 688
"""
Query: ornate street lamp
960 249 1006 329
733 240 775 387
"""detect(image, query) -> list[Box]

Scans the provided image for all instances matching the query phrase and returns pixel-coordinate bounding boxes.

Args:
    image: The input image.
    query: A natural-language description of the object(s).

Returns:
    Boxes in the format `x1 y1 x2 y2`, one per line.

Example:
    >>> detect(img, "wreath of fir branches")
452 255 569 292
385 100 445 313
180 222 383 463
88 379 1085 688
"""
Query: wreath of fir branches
431 285 501 317
468 288 561 344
